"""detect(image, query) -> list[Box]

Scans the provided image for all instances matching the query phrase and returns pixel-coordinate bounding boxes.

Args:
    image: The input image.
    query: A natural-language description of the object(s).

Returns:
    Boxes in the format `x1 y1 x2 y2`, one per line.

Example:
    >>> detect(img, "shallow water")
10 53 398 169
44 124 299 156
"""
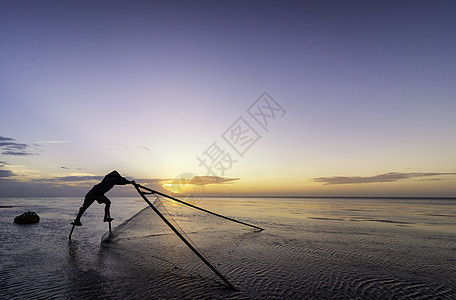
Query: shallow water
0 196 455 299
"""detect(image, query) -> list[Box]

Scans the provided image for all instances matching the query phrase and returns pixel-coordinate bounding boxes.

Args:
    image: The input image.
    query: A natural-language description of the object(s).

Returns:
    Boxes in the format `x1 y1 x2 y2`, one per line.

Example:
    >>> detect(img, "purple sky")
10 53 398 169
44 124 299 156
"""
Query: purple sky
1 0 455 197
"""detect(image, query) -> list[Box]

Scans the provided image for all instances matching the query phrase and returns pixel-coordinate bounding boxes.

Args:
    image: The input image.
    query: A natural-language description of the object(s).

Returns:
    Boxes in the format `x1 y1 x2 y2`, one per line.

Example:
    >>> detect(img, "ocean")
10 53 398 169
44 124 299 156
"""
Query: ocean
0 196 455 299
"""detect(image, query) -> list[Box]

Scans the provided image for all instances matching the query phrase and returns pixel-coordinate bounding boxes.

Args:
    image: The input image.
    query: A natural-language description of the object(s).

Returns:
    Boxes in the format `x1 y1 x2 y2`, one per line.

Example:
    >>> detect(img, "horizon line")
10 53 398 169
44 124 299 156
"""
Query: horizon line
1 195 455 200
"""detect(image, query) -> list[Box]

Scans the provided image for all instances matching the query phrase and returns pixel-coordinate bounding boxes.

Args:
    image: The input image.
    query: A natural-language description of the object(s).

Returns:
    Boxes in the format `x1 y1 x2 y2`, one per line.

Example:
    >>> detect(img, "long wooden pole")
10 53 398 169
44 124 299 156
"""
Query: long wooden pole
69 224 75 240
133 184 236 290
134 183 264 231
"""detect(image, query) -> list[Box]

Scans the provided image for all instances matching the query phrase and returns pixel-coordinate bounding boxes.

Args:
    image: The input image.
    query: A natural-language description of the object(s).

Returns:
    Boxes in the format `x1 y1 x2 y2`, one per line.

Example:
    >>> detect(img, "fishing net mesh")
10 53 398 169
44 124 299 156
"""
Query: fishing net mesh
101 192 257 283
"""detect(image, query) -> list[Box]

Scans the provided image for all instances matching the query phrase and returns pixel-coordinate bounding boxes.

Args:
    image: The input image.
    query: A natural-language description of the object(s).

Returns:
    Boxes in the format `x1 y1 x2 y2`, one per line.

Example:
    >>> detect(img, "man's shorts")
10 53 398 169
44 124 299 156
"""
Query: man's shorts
82 190 111 209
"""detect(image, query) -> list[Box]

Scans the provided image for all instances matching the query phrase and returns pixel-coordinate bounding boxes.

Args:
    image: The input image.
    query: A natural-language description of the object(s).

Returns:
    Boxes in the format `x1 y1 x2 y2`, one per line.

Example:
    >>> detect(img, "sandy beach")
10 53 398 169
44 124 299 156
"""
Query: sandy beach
1 196 455 299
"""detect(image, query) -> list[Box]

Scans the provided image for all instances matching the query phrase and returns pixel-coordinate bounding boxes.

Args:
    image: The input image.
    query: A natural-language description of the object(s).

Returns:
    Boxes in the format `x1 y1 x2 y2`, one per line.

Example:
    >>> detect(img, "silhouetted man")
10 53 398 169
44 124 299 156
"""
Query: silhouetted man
72 170 134 226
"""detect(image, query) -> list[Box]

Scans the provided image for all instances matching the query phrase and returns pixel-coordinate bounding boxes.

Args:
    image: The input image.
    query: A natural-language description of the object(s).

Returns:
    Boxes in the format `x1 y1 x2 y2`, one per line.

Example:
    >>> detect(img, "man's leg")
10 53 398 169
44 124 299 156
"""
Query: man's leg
97 195 113 222
104 200 113 222
73 207 86 224
73 192 96 226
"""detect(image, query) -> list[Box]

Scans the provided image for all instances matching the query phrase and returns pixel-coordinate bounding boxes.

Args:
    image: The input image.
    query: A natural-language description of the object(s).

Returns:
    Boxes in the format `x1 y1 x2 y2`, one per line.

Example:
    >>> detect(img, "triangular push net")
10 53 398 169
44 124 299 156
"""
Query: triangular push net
102 183 263 289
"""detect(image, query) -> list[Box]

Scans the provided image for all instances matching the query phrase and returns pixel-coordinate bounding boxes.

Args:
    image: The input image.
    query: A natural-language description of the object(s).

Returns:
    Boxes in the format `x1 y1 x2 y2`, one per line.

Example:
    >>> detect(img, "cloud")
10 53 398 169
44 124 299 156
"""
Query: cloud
37 175 103 182
190 176 240 185
312 172 456 185
127 178 164 186
0 179 90 197
139 145 151 151
159 176 240 186
0 169 14 178
0 135 37 156
35 140 71 144
0 161 15 178
157 175 240 195
0 173 162 197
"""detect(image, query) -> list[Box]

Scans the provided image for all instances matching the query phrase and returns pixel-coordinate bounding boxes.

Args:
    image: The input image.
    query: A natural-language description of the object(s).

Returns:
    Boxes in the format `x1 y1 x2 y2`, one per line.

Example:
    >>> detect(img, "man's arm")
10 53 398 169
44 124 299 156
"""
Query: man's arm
113 177 132 185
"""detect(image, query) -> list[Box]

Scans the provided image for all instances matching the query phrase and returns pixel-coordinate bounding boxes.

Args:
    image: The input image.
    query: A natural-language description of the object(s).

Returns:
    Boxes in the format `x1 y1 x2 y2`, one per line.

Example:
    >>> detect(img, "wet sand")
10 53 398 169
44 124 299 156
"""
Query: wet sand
1 197 455 299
